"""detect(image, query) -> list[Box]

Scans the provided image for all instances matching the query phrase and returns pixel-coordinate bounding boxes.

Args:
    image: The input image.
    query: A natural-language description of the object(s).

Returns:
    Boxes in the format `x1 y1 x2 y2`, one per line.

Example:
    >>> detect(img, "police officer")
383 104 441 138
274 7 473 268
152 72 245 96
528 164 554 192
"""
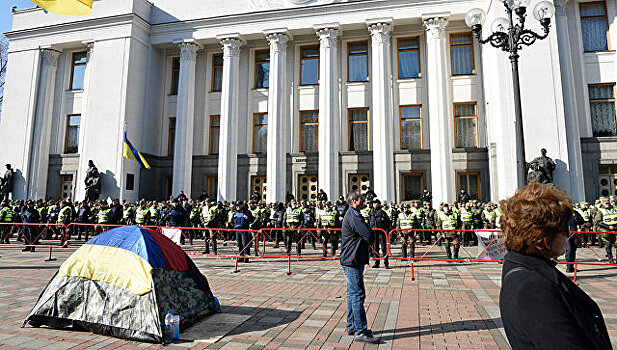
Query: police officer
249 201 263 256
320 202 338 257
0 201 13 244
284 201 302 256
76 201 92 240
595 197 617 262
438 204 461 261
421 201 437 245
575 202 592 245
459 202 474 246
231 201 254 262
96 202 113 235
301 204 316 252
57 201 73 244
360 200 372 224
565 209 585 273
369 199 391 268
397 203 416 258
201 198 219 254
335 196 349 228
22 201 40 252
122 202 135 225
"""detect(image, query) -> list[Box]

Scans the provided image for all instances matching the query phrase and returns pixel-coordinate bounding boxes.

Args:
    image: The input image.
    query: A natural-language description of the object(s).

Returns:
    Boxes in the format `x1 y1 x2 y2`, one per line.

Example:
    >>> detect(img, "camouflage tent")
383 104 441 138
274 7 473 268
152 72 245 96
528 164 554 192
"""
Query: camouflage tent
24 226 218 343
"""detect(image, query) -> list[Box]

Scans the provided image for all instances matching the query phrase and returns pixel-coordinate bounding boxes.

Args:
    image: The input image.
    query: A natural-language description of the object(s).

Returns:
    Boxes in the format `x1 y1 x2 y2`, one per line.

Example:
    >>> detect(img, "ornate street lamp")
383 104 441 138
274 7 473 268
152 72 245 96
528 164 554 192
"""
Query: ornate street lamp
465 0 555 187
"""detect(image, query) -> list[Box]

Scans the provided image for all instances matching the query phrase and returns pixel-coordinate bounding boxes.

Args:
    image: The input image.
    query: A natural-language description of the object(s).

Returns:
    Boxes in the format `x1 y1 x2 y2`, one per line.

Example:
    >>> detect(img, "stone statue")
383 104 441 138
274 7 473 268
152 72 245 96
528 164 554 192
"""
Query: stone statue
1 164 14 201
84 160 101 202
526 148 556 184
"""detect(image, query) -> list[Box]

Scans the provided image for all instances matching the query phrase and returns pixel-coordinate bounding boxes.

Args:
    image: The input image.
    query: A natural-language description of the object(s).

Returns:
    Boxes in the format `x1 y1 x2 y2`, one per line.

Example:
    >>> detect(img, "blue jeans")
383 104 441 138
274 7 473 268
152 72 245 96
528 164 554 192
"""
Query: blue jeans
342 265 367 335
236 231 250 257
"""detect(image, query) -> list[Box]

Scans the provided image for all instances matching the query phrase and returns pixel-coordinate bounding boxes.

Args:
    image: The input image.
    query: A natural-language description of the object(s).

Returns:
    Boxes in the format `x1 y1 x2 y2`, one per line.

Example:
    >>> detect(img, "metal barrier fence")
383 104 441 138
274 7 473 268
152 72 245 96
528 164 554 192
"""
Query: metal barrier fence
2 223 616 281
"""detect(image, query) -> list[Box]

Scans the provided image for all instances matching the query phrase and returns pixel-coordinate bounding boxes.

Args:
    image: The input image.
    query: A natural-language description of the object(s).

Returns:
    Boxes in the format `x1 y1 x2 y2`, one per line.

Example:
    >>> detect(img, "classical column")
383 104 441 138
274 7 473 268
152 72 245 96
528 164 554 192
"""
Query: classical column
217 35 243 202
27 48 61 199
316 24 341 200
424 16 454 205
368 19 395 202
554 0 585 201
172 41 199 199
265 30 290 203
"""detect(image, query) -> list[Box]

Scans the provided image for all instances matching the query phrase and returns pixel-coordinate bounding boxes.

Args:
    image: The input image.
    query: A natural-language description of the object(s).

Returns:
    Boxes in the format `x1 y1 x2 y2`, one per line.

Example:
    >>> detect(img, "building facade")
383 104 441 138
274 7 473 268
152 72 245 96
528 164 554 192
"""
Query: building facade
0 0 614 204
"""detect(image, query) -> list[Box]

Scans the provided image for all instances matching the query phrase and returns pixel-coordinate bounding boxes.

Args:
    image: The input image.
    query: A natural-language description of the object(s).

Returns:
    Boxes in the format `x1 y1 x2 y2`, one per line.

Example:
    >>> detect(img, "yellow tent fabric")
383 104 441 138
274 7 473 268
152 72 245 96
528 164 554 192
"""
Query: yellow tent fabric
59 244 154 295
31 0 93 15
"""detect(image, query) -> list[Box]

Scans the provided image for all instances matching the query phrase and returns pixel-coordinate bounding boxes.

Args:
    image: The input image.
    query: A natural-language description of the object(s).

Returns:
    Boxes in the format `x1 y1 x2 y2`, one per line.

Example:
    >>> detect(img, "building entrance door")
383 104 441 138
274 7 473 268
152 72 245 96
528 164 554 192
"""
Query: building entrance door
599 165 617 197
298 174 318 201
348 173 370 194
60 174 74 200
251 176 267 202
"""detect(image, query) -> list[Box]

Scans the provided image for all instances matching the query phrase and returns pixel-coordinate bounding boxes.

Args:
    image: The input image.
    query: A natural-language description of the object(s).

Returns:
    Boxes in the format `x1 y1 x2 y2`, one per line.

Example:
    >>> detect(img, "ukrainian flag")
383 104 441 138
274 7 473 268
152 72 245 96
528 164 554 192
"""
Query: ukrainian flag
123 133 151 170
30 0 93 15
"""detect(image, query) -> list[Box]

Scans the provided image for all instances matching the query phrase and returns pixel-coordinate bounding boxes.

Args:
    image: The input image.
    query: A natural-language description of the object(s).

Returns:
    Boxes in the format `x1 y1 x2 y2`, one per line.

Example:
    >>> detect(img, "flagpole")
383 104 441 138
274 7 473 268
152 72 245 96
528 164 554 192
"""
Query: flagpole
119 121 127 202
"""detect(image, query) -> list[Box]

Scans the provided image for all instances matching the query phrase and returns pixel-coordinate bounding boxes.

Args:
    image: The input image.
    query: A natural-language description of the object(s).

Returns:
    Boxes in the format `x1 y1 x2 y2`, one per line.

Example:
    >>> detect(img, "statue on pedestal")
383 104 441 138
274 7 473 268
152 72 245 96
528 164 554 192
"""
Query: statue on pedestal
84 160 101 202
526 148 556 184
0 164 14 201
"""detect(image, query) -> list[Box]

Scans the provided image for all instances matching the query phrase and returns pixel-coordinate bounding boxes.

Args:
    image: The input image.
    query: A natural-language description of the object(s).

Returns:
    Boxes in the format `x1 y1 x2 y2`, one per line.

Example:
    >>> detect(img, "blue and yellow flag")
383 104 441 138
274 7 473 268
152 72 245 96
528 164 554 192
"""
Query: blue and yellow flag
123 133 151 170
31 0 93 15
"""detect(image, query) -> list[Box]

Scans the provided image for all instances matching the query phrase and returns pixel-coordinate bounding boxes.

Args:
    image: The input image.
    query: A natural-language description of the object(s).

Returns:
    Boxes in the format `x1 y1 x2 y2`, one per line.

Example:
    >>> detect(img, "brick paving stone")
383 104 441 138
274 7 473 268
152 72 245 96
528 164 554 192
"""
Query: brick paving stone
1 245 617 349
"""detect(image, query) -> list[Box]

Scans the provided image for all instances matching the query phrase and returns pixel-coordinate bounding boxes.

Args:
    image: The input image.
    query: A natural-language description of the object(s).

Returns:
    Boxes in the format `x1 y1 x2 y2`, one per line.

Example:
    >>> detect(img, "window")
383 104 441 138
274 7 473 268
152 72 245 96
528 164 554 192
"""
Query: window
69 52 87 90
347 41 368 82
580 2 609 52
299 110 318 152
64 114 81 154
126 173 135 191
209 115 220 154
458 172 481 200
398 37 420 79
454 103 478 148
400 105 422 150
211 53 223 92
170 57 180 95
402 173 423 201
207 176 218 199
298 174 318 201
348 108 369 151
300 45 319 85
589 84 617 136
450 33 475 75
255 50 270 88
168 117 176 156
253 113 268 153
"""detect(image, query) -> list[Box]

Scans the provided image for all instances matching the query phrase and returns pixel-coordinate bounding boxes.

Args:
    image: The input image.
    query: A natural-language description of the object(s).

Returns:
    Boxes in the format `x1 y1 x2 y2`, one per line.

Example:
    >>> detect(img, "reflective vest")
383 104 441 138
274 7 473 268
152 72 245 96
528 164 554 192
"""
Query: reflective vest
123 207 133 220
601 208 617 226
384 207 397 222
321 209 337 227
250 207 261 221
460 208 473 222
97 208 112 223
360 207 371 223
190 206 200 220
1 207 13 222
149 207 159 219
482 209 494 223
398 212 415 229
58 206 72 223
575 208 590 223
441 212 457 230
202 205 218 224
495 208 503 228
286 207 301 224
135 208 148 224
315 208 325 222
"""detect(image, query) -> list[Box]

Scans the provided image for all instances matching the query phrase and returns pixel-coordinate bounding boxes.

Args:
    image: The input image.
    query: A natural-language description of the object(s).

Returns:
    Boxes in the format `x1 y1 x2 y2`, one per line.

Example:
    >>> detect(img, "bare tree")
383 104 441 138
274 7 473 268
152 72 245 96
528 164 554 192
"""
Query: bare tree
0 37 7 116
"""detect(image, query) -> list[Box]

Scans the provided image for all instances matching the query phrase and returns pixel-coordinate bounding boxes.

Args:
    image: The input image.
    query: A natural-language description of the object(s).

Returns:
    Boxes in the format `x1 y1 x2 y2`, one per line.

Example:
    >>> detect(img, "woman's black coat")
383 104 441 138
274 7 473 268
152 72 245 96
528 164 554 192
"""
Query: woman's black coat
500 251 611 350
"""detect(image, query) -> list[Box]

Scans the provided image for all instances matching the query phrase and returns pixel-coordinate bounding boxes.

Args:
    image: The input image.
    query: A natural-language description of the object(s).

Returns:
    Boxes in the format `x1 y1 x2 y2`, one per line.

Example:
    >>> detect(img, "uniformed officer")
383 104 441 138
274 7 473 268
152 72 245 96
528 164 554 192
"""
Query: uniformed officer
360 200 372 224
411 201 424 246
284 201 302 256
422 201 437 245
438 204 461 261
96 202 113 235
249 201 263 256
575 202 592 245
0 201 13 244
595 197 617 262
335 196 349 228
122 202 135 225
201 198 219 254
57 201 73 244
301 204 316 253
482 203 496 229
315 201 327 255
320 202 338 257
459 202 474 246
397 203 416 258
369 199 391 268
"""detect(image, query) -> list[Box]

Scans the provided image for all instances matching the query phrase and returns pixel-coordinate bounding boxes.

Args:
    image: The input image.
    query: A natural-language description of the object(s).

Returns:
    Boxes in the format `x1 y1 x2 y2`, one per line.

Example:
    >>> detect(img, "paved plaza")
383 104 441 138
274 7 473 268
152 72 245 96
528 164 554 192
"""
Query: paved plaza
1 243 617 350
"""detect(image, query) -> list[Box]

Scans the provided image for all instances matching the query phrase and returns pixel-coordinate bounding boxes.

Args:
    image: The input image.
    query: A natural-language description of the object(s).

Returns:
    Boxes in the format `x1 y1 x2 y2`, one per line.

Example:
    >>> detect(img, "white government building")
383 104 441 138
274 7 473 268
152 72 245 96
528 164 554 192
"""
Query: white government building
0 0 615 204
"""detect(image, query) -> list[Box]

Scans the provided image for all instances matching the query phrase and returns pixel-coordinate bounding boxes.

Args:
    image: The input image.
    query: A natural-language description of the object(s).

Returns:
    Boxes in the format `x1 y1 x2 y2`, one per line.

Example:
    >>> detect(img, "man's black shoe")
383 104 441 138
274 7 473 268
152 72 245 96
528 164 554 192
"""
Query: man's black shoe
348 329 372 336
22 247 30 252
385 265 391 269
354 332 379 344
30 247 35 252
244 258 250 263
371 263 379 268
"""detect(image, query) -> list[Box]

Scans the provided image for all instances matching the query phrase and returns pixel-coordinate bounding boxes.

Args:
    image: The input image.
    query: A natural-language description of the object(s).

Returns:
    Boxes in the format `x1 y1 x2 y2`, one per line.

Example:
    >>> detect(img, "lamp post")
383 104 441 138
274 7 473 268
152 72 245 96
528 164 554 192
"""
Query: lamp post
465 0 555 187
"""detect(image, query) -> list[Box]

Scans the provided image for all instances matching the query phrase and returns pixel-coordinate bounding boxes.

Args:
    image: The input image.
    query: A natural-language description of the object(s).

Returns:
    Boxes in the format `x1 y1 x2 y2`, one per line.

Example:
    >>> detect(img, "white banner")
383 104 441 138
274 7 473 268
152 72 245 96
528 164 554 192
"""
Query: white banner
476 230 506 261
161 227 182 246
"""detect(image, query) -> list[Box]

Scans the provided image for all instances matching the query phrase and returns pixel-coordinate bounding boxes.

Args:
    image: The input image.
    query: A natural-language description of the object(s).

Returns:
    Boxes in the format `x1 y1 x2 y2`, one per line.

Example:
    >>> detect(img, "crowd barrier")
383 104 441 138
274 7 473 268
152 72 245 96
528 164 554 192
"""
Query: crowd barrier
2 223 616 281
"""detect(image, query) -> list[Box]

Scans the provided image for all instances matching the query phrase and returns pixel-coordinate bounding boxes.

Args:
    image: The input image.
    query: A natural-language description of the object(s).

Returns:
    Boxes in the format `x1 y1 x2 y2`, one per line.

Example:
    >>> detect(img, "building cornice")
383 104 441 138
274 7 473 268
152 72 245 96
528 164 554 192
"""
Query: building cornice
4 13 150 42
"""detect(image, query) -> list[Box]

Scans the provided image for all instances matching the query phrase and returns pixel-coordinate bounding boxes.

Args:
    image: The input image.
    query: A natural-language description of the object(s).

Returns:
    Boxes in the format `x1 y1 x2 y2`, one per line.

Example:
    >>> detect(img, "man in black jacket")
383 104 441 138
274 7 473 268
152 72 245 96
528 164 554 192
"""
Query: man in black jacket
369 199 391 269
340 190 379 344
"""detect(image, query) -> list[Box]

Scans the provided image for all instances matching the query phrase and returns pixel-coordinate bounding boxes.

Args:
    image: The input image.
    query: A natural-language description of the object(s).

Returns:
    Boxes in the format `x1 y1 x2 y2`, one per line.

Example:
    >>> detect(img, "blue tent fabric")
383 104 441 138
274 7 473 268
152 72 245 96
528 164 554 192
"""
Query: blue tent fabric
87 226 167 269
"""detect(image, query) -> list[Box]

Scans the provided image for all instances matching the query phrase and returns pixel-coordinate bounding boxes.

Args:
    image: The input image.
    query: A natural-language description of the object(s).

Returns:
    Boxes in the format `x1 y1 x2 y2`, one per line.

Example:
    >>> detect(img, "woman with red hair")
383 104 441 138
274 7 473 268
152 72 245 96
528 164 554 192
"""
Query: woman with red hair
499 182 611 349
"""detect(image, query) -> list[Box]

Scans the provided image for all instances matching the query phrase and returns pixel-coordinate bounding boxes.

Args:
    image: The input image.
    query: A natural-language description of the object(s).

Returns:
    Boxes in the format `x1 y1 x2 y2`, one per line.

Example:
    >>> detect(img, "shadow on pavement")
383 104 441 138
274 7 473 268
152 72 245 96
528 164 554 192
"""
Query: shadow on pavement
372 317 503 340
223 306 302 336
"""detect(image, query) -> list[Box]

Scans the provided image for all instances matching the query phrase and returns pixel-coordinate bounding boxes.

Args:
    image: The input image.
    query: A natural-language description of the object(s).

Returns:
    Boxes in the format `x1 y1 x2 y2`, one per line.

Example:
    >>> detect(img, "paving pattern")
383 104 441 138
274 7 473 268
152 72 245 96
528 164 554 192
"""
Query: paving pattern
0 243 616 350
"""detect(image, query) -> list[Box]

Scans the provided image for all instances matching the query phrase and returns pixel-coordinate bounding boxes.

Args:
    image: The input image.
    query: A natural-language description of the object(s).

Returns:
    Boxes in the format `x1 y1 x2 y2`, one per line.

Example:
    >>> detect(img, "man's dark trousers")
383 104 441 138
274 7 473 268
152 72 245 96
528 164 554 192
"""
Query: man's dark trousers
343 265 368 335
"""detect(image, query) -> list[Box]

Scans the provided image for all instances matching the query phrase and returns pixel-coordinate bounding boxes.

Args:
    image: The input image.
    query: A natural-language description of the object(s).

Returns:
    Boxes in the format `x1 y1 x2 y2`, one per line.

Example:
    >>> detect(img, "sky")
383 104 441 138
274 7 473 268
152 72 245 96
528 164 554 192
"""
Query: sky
1 0 37 38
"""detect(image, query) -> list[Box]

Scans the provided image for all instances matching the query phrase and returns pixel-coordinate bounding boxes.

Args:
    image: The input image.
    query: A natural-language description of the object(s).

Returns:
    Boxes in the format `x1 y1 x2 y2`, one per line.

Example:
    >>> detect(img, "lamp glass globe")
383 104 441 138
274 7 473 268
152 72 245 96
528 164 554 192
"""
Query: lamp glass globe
465 8 487 27
533 1 556 20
